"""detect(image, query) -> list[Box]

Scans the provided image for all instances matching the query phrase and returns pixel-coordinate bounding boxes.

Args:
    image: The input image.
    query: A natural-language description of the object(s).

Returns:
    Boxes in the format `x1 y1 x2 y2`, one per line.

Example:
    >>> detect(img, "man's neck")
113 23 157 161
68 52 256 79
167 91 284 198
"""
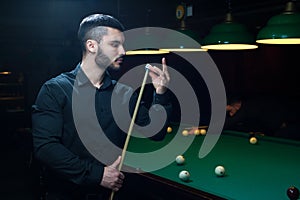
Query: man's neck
80 59 105 89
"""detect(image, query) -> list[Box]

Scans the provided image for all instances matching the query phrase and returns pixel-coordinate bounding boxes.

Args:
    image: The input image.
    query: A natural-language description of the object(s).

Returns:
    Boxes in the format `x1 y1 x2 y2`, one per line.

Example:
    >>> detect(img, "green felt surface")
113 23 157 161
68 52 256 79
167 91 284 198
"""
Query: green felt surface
126 126 300 200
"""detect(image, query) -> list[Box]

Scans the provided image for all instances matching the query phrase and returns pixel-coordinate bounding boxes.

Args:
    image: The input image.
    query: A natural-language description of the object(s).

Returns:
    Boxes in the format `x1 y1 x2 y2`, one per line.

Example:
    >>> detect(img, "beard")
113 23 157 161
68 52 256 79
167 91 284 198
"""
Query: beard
95 48 114 69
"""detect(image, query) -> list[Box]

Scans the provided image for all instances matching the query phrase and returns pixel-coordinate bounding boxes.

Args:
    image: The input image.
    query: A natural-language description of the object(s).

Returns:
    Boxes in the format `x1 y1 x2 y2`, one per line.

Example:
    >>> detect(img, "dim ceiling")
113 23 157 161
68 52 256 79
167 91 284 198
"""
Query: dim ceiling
0 0 298 60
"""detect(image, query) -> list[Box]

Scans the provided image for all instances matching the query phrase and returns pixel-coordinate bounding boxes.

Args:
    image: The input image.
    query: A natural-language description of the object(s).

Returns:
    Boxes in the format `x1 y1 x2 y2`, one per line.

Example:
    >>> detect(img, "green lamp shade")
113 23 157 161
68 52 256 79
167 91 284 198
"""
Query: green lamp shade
159 29 206 52
178 29 200 42
256 12 300 44
124 27 205 53
202 21 258 50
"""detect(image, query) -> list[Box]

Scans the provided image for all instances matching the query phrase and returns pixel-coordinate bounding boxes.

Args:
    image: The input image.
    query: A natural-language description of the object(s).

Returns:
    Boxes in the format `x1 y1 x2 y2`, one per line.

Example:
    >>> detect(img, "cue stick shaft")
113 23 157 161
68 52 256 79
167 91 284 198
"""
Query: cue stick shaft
185 125 208 130
109 65 150 200
118 65 149 170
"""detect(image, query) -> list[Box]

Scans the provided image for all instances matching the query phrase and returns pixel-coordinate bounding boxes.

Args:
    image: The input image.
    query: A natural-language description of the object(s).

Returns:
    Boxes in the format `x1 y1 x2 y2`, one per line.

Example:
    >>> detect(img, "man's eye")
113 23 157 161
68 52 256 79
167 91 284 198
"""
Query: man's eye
111 42 120 48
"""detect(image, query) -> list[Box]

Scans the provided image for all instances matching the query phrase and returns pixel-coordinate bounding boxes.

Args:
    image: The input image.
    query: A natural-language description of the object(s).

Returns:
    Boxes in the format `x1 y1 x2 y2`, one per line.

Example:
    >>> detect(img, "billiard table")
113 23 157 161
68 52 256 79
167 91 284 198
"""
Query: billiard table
115 125 300 200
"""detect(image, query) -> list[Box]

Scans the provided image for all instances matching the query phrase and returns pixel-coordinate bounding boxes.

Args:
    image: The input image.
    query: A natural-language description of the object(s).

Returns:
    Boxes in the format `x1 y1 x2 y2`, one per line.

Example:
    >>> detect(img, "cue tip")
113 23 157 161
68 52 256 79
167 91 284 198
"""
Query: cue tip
145 64 151 70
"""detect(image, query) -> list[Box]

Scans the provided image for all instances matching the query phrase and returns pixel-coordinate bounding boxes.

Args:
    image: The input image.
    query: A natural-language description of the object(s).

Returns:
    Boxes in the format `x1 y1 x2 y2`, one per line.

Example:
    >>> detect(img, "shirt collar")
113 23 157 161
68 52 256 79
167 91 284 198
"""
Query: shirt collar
74 63 114 89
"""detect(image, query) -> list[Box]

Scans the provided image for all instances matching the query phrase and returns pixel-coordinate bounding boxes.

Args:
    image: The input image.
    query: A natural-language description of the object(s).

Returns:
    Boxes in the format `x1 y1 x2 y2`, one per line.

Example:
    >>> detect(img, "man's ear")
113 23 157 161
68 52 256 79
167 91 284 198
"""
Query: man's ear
85 39 98 53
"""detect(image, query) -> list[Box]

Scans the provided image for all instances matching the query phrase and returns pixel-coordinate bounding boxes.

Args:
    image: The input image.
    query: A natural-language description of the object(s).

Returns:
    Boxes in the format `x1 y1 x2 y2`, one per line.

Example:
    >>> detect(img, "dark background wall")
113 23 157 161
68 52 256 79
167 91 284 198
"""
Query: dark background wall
0 0 300 128
0 1 299 199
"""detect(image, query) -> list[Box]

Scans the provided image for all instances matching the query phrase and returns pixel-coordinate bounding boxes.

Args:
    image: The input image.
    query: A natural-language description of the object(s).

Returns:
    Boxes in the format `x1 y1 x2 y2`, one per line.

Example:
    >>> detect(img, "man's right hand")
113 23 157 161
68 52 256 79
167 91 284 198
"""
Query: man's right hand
100 156 125 191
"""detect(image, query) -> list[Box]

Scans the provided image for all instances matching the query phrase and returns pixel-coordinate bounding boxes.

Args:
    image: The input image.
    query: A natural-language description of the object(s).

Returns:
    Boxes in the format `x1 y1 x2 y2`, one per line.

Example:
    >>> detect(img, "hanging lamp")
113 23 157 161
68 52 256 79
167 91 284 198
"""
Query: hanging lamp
125 9 170 55
256 1 300 44
124 27 170 55
0 71 12 75
126 49 169 55
201 1 258 50
160 4 207 52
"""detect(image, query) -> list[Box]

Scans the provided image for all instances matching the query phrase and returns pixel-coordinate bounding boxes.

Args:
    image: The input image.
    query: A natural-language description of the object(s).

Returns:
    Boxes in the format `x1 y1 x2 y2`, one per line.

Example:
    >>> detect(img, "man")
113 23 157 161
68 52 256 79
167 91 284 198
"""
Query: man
32 14 172 199
224 95 287 136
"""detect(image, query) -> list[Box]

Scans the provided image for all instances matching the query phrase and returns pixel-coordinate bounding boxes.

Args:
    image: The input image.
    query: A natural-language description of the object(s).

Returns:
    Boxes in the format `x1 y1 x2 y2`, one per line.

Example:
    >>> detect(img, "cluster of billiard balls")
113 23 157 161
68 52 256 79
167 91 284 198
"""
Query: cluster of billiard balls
175 155 225 182
166 126 207 136
181 128 206 136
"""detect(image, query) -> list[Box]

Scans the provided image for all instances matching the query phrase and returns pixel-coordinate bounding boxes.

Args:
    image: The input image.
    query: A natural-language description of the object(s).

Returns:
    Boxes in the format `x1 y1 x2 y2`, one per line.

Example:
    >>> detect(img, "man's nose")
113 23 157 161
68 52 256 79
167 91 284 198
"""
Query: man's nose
119 45 125 55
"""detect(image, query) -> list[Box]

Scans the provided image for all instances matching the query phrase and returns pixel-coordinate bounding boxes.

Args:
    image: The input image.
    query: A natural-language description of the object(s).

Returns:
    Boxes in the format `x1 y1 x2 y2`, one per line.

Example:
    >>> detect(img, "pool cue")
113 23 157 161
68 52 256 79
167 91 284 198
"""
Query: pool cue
185 125 208 130
109 64 150 200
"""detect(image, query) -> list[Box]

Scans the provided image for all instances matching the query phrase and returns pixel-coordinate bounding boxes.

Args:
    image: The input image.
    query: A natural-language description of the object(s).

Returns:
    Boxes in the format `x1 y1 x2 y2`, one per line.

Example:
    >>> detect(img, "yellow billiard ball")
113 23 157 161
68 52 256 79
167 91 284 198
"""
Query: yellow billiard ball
200 129 207 135
167 126 172 133
182 130 189 136
194 129 200 135
249 137 258 144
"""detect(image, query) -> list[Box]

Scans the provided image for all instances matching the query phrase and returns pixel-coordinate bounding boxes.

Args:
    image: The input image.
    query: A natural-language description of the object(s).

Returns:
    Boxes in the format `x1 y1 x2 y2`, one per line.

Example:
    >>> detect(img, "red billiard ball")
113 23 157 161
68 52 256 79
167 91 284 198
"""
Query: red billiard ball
287 186 300 200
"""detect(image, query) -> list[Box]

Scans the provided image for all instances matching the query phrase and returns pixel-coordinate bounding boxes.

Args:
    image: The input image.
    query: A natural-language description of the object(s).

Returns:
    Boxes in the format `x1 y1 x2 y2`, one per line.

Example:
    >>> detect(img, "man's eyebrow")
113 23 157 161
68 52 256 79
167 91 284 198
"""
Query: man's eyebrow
110 40 121 43
109 40 122 45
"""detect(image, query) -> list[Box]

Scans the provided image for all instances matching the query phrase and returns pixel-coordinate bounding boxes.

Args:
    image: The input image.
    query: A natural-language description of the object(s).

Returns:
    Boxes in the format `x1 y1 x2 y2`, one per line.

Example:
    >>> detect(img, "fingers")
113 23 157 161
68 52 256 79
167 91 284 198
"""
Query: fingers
162 57 166 65
147 65 163 78
100 156 125 191
111 171 125 191
112 173 124 191
147 57 170 94
147 58 169 81
162 57 170 82
111 155 121 169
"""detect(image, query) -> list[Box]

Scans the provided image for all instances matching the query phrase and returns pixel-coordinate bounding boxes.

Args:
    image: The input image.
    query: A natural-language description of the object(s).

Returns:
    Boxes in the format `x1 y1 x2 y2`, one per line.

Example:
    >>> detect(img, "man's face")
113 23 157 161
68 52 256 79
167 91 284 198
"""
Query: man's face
95 27 125 69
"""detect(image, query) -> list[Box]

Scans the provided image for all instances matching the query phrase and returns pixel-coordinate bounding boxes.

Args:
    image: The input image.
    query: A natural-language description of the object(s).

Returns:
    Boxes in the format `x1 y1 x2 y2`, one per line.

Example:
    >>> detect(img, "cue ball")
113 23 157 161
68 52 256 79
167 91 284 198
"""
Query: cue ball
167 126 172 133
175 155 185 165
215 166 225 177
249 137 258 144
287 186 300 200
182 130 189 136
200 129 207 135
179 170 190 181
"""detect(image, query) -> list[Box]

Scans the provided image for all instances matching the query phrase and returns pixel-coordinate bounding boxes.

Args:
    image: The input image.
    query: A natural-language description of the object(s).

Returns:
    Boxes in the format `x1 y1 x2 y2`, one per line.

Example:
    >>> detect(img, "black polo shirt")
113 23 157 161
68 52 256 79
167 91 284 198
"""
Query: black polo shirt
31 63 172 197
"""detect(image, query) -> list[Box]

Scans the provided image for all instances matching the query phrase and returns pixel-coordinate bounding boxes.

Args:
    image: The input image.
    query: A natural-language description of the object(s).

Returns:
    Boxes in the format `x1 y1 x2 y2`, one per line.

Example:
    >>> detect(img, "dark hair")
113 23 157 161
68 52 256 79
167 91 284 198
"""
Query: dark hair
227 94 243 105
77 14 125 53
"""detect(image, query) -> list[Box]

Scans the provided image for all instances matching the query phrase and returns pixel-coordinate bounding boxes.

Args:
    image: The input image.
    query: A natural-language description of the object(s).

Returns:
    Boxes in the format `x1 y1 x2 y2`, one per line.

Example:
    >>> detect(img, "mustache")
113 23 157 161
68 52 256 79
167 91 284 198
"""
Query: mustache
115 54 125 61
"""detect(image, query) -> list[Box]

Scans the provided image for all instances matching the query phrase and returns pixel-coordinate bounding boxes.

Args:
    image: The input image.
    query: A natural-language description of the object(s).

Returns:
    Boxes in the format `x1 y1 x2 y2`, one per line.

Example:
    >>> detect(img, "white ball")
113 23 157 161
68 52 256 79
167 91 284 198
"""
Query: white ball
179 170 190 181
215 165 225 177
175 155 185 165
